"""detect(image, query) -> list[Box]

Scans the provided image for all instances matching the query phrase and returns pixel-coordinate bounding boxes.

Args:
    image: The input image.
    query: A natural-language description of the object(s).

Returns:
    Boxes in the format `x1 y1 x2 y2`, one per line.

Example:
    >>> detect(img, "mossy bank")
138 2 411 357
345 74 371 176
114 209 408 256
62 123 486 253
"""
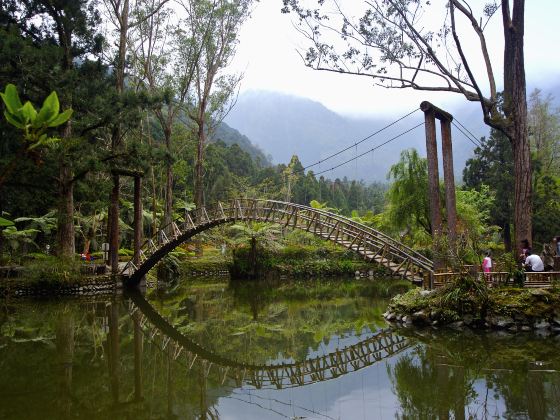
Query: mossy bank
384 277 560 333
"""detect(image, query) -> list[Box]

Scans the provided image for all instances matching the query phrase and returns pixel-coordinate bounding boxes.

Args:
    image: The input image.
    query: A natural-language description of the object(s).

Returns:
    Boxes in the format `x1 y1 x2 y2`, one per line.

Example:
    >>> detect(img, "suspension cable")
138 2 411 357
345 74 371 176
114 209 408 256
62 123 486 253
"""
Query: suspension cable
313 122 425 176
452 118 482 147
302 108 420 172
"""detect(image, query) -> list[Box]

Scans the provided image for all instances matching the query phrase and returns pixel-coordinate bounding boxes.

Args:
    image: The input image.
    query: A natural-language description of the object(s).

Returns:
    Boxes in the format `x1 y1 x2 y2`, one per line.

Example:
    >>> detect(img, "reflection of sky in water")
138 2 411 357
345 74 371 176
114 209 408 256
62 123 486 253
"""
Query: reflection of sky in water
212 345 560 419
273 328 380 365
216 356 399 419
2 282 560 419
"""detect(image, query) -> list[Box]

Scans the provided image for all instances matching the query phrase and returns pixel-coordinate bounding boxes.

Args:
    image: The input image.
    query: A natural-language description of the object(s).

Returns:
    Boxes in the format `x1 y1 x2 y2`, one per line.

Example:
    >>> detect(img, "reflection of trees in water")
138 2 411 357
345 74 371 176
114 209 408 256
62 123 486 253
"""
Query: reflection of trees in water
5 295 560 419
388 330 560 419
55 307 75 419
388 346 470 419
490 367 560 419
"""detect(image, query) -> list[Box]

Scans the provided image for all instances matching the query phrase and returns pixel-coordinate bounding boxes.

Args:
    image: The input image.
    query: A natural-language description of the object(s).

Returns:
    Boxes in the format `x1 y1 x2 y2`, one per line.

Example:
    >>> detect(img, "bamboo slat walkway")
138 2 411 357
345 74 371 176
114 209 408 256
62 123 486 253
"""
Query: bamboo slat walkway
122 199 434 285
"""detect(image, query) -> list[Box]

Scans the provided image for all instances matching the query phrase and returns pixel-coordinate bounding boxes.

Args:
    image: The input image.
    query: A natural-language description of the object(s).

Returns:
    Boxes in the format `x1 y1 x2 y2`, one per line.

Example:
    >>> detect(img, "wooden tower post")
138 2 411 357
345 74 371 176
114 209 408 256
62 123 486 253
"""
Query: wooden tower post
421 103 443 239
420 101 457 265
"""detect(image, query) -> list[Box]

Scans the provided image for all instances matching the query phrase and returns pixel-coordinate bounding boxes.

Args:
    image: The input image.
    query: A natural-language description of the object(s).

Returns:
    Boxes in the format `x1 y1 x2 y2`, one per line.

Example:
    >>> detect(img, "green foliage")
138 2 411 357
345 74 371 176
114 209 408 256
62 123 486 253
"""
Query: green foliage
1 84 72 148
385 149 431 239
389 275 560 327
20 257 83 284
464 129 514 250
0 216 14 227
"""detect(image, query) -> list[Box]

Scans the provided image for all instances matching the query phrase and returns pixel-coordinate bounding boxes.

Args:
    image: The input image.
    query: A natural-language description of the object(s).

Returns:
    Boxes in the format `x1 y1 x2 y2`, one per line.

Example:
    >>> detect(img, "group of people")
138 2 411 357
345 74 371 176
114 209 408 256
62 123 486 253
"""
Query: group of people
481 236 560 274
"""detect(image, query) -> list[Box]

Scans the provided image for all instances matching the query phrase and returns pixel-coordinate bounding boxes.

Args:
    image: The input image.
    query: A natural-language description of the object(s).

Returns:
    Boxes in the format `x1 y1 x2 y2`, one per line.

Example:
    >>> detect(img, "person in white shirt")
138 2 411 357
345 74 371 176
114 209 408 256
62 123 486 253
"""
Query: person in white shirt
524 251 544 272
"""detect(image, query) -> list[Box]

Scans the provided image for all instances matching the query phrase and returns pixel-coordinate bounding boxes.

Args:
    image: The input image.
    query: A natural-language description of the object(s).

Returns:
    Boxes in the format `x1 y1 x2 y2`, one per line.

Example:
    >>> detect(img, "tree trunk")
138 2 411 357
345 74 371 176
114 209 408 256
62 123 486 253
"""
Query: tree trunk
250 236 257 278
151 165 158 236
502 0 531 255
133 176 143 266
194 121 205 210
503 221 512 252
57 163 75 258
164 128 173 232
108 0 129 273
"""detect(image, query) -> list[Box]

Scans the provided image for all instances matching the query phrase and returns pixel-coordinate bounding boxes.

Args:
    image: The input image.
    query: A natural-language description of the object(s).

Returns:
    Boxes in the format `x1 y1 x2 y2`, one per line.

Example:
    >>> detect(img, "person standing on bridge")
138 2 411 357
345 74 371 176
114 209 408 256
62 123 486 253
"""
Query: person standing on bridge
482 251 492 274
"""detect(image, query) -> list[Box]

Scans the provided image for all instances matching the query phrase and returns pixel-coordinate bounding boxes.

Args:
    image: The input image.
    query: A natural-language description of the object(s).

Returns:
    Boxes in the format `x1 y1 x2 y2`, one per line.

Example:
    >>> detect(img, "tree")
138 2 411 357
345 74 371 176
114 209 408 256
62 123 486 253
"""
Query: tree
102 0 168 272
386 149 431 238
528 89 560 177
464 130 514 251
1 0 107 257
283 0 532 253
185 0 251 209
282 155 304 202
130 0 198 231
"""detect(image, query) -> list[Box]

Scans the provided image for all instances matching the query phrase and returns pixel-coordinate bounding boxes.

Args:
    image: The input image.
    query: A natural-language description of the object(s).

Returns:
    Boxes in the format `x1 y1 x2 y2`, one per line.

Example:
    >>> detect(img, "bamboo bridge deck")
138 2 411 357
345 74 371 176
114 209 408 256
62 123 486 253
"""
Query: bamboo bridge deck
122 199 434 285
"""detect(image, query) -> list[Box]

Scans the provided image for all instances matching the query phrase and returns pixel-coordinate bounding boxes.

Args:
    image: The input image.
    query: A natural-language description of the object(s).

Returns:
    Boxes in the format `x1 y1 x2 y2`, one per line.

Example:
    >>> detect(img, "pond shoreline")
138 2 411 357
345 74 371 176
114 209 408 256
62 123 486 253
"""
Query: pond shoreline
0 275 121 297
384 279 560 334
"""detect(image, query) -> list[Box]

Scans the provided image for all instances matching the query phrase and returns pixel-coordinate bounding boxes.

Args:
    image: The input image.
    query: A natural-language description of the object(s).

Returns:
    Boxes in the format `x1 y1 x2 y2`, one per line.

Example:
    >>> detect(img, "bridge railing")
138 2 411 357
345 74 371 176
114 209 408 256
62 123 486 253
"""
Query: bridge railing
122 198 434 278
222 199 434 273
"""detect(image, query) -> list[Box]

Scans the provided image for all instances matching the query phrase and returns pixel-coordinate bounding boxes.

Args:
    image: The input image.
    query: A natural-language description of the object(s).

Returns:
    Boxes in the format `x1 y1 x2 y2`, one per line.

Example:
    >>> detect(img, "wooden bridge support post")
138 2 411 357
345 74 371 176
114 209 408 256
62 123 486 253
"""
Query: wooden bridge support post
441 119 457 247
133 176 143 267
109 173 120 275
422 105 443 237
421 104 443 269
421 101 457 268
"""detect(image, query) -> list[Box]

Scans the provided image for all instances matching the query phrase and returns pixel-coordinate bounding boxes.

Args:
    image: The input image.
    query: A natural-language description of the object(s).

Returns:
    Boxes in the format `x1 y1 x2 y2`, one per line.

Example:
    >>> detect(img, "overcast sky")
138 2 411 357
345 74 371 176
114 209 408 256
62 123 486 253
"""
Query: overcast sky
229 1 560 118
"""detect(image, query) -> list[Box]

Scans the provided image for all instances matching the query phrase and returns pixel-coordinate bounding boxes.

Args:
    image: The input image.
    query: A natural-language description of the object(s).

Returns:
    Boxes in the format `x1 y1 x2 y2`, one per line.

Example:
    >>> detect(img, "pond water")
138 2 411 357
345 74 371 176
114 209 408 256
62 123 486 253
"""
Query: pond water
1 277 559 419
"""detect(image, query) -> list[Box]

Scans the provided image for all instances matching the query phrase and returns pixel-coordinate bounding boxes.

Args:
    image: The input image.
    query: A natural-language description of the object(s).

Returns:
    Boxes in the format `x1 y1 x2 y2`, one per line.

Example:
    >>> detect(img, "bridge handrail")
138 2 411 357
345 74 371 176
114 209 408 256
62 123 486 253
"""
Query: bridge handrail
218 198 433 272
122 198 434 276
253 199 433 270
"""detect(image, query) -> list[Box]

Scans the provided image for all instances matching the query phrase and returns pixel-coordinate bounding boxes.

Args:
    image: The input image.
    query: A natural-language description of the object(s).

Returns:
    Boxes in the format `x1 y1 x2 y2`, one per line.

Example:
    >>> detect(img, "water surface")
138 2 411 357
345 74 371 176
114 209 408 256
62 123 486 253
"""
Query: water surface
1 277 559 419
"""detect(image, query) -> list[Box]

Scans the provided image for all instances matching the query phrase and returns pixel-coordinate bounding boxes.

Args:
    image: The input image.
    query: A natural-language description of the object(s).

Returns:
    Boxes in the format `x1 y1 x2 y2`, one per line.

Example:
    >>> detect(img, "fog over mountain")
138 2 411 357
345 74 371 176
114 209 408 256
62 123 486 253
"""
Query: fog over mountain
224 86 560 182
224 90 487 182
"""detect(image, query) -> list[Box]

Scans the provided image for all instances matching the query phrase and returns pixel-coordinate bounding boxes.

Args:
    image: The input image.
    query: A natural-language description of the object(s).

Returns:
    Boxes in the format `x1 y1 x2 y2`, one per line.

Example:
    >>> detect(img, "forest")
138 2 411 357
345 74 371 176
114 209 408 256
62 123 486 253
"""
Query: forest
1 0 559 271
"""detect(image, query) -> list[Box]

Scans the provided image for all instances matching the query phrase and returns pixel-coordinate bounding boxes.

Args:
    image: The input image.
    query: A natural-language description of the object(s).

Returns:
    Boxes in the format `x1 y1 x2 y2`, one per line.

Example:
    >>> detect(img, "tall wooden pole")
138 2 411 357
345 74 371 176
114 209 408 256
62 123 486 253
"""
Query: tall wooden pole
421 106 443 239
109 173 120 274
441 119 457 246
133 176 143 267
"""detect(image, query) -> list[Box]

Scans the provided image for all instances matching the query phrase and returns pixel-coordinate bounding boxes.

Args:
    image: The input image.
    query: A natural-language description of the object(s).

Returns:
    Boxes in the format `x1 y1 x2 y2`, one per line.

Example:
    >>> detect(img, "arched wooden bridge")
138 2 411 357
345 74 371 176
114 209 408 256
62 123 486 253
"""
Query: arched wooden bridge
127 290 410 390
122 199 434 285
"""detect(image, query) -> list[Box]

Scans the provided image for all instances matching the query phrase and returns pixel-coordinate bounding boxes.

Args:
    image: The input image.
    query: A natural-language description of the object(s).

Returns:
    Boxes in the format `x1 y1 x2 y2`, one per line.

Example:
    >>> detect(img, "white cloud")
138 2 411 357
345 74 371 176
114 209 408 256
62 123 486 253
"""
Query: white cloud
230 0 560 117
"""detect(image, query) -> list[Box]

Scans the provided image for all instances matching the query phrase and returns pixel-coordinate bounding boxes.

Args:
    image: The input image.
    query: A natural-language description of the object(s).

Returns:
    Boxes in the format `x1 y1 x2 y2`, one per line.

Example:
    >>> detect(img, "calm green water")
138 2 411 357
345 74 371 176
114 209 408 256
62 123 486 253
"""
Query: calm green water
1 277 559 419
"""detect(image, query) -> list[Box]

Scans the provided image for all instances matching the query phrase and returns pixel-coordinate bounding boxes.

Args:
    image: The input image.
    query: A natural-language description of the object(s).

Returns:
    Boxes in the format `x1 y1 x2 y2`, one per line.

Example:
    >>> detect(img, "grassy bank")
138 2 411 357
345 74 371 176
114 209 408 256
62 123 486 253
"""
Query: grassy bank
384 277 560 332
230 245 389 279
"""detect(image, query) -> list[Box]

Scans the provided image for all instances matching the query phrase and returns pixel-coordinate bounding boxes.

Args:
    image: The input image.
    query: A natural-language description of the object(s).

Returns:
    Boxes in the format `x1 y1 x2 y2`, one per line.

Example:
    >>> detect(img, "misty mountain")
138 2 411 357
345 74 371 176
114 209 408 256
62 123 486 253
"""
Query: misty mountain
210 121 271 166
225 90 488 182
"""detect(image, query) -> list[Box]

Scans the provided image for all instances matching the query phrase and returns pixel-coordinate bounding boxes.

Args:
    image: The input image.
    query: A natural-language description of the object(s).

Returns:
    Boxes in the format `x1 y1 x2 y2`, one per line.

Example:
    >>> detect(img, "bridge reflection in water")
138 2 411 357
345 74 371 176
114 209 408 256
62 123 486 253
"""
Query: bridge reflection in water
2 291 558 419
115 289 559 419
127 290 410 390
